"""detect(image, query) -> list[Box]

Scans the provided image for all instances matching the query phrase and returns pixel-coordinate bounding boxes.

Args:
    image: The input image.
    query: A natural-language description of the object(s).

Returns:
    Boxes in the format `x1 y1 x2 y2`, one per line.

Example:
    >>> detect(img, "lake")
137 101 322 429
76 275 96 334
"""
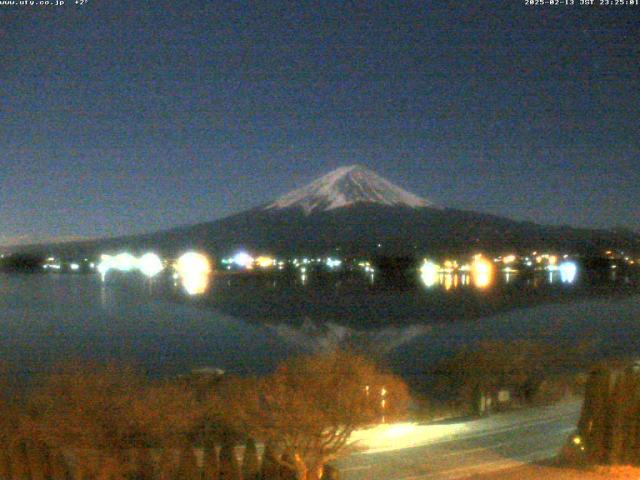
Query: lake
1 271 639 387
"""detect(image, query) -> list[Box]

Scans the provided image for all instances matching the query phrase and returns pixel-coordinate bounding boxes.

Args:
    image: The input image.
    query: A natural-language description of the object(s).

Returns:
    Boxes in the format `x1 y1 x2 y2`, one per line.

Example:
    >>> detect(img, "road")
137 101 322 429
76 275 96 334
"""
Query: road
336 401 582 480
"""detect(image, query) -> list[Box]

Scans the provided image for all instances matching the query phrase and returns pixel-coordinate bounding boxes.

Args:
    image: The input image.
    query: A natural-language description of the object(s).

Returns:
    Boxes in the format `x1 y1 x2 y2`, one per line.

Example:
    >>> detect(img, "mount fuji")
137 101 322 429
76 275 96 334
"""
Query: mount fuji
23 166 640 258
265 165 436 214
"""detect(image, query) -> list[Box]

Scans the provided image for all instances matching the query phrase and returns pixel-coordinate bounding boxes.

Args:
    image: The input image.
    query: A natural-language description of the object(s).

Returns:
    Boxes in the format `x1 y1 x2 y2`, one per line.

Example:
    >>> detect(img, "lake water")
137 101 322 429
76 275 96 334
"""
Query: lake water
1 272 640 386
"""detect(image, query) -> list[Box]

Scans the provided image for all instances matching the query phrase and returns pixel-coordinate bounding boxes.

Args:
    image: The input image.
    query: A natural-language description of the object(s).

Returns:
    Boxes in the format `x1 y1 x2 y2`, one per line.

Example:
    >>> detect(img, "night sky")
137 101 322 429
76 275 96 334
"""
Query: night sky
1 1 638 245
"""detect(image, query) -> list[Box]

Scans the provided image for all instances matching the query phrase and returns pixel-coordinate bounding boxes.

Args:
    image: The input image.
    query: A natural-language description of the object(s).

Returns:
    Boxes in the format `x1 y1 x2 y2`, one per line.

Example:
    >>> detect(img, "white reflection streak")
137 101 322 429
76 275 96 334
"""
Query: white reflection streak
268 320 431 353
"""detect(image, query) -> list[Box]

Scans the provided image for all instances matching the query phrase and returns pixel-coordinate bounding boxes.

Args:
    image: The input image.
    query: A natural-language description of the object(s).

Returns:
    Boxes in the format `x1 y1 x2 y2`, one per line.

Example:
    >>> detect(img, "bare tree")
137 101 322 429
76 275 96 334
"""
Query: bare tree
175 442 200 480
260 443 280 480
158 446 178 480
26 440 51 480
203 442 219 480
216 351 409 480
242 438 260 480
218 438 241 480
49 450 72 480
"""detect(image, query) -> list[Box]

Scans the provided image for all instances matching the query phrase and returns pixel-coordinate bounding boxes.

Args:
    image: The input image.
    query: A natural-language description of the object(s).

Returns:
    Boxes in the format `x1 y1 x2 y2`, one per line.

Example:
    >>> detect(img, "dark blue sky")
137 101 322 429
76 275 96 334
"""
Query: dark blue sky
1 1 638 245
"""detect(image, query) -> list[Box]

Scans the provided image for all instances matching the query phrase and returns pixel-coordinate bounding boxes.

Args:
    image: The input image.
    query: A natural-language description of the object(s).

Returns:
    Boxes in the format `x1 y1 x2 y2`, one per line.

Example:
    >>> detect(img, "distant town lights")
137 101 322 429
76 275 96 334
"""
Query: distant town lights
113 252 136 272
97 255 113 278
176 251 211 276
255 256 276 268
559 261 578 284
176 251 212 295
503 255 516 264
471 255 494 289
97 252 165 279
138 252 164 278
326 257 342 268
232 251 254 268
419 260 439 288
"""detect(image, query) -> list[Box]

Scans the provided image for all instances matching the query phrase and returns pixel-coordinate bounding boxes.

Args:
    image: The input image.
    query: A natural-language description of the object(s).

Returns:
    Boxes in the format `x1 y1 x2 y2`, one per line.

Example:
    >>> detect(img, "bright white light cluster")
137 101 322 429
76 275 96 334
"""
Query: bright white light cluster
326 257 342 269
98 252 164 279
175 251 211 295
232 251 254 268
419 260 439 288
546 261 578 283
471 255 494 289
176 252 211 277
223 252 280 270
138 253 164 277
559 261 578 283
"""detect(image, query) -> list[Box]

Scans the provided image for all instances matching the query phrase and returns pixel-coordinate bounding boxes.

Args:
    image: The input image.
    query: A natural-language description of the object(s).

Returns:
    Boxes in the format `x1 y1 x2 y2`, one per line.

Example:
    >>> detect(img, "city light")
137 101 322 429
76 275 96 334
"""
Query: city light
180 272 210 295
444 273 454 291
255 255 276 268
97 252 164 279
138 252 164 278
326 257 342 269
419 260 439 288
176 252 211 277
559 261 578 284
471 255 494 289
113 252 136 272
97 255 111 278
503 255 516 264
176 251 212 295
232 251 254 269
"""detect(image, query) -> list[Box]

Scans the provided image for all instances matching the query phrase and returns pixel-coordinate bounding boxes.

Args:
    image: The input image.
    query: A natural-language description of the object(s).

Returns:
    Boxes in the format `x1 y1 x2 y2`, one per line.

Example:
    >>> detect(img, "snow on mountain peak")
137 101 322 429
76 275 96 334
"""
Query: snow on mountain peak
265 165 437 214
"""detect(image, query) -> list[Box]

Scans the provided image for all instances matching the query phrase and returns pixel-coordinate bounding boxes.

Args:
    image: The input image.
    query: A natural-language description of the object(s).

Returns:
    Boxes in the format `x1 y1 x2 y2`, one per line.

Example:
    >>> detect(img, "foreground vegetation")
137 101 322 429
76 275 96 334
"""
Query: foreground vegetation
429 339 590 415
0 351 409 480
564 361 640 466
0 339 609 480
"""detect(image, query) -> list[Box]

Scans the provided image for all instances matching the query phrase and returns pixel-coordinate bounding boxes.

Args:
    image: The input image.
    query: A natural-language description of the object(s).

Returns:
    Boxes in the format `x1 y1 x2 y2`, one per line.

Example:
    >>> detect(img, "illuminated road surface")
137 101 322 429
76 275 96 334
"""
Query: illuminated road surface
337 401 581 480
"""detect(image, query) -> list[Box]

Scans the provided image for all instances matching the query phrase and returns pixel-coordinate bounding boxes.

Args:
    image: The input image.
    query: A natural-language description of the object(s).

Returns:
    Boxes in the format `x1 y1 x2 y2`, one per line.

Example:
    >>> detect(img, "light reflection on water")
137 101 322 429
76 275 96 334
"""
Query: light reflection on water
180 272 211 295
172 261 622 300
416 259 583 292
91 255 638 379
418 265 580 292
175 252 212 295
0 271 639 384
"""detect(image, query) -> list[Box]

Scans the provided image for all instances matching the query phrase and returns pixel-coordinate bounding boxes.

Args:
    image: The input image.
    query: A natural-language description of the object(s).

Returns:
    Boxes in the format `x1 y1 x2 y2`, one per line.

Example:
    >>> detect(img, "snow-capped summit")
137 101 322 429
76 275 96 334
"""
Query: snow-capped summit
265 165 436 214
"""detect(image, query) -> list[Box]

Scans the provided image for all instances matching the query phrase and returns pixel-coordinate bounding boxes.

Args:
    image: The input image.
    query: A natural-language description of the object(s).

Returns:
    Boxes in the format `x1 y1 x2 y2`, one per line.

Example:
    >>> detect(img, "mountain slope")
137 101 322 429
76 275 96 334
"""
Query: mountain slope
14 166 640 258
